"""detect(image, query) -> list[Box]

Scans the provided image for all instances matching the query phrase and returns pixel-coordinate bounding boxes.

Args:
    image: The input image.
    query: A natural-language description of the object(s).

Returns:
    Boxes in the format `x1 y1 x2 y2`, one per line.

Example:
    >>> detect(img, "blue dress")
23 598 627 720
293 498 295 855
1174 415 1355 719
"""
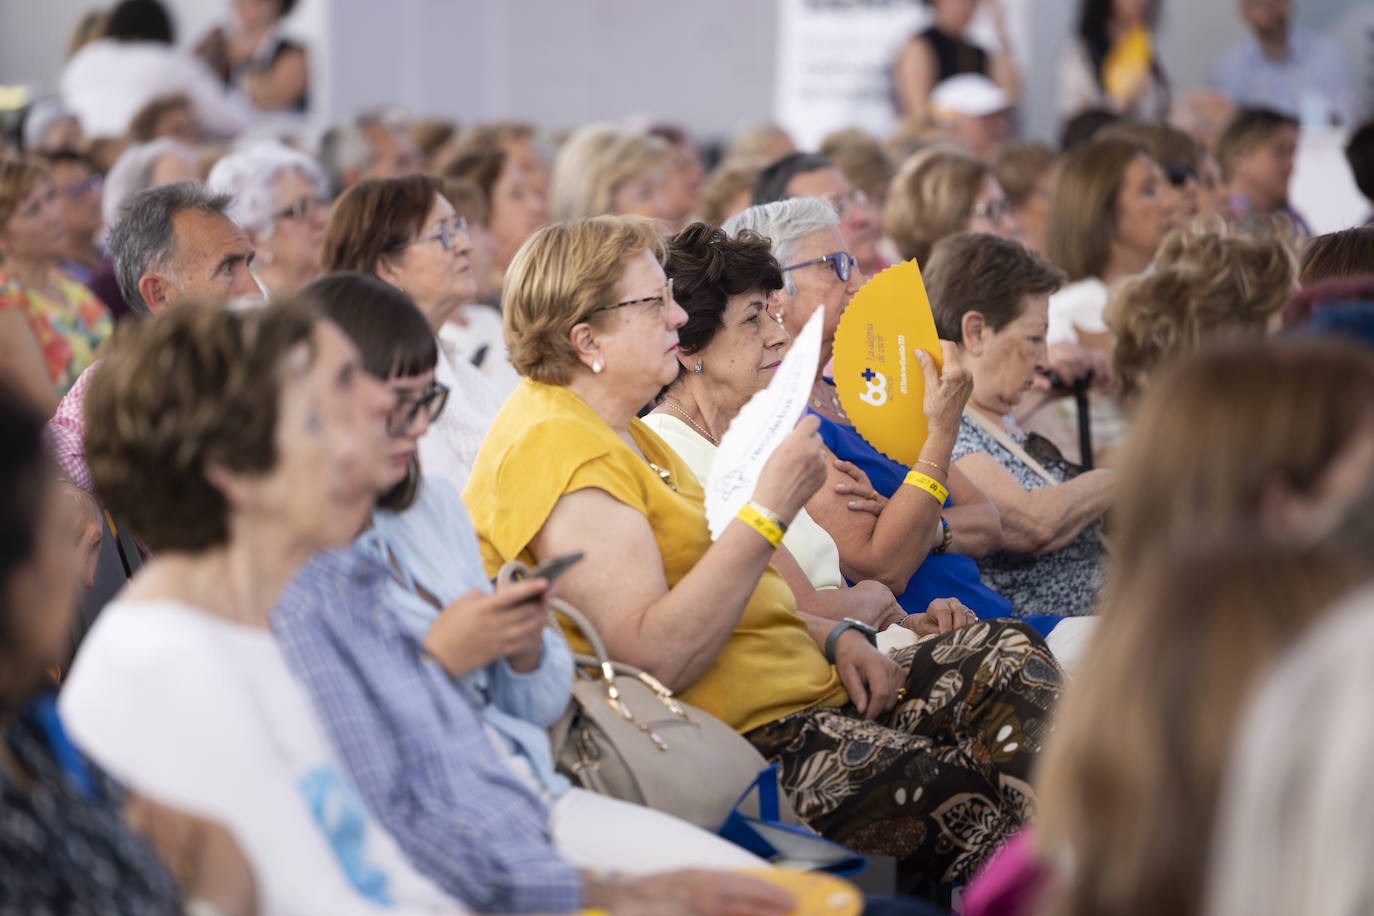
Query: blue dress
810 410 1061 637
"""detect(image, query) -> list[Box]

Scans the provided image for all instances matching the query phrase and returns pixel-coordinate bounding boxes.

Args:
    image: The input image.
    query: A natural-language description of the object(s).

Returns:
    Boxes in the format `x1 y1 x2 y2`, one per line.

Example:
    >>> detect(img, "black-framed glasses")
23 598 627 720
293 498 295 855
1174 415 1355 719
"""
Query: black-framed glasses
273 196 328 222
595 277 674 318
387 380 449 436
1163 164 1198 188
782 251 856 284
388 216 469 253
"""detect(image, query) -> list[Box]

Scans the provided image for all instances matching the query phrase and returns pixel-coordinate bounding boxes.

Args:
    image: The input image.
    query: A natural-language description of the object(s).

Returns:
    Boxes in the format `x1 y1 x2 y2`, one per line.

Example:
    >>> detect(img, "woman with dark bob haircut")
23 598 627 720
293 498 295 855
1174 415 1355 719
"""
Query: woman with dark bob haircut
54 297 466 913
643 223 977 643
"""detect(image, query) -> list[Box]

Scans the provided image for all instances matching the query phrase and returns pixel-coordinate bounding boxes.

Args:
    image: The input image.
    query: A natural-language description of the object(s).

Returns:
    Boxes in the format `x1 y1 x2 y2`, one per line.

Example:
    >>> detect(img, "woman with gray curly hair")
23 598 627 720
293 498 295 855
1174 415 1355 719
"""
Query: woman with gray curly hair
207 142 328 294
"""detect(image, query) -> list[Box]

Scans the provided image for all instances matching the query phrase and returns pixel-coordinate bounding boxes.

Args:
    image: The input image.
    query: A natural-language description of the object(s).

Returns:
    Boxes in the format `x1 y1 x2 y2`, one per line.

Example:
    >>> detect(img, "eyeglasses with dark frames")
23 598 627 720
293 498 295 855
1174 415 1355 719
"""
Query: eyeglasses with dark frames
388 216 469 254
1163 163 1199 188
782 251 856 284
594 277 675 319
387 380 450 436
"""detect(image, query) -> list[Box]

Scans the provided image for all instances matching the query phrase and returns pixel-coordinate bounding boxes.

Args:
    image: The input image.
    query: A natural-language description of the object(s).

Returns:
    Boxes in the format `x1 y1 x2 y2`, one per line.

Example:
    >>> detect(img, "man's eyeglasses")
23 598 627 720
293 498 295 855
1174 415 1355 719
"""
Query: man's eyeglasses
595 277 674 319
971 198 1013 223
389 217 469 253
782 251 856 284
1163 164 1198 188
823 189 871 218
387 381 449 436
273 196 328 223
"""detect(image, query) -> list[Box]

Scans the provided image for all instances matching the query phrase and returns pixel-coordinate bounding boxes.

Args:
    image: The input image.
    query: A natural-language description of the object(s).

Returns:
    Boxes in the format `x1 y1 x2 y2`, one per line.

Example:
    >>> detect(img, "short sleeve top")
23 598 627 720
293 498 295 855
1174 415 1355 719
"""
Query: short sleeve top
464 379 847 733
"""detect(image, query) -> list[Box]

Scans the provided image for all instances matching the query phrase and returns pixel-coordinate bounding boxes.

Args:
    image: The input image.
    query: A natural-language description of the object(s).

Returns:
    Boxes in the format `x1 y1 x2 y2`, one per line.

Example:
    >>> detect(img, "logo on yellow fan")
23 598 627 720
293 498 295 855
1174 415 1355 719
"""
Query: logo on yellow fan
832 260 941 467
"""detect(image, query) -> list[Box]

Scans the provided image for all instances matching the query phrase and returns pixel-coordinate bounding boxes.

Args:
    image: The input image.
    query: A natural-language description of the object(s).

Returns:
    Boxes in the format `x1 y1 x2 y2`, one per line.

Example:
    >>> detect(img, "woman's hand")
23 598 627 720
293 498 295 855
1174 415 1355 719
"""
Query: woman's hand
917 341 973 434
587 869 795 916
834 631 903 720
751 414 827 524
422 578 550 678
832 458 888 517
125 794 257 916
843 579 906 631
902 598 978 638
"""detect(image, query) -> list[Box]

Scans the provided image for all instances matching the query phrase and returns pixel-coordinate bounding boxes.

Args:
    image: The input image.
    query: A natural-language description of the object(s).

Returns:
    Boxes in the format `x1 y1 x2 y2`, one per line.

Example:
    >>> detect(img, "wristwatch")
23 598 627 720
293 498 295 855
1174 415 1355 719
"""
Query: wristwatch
824 617 878 663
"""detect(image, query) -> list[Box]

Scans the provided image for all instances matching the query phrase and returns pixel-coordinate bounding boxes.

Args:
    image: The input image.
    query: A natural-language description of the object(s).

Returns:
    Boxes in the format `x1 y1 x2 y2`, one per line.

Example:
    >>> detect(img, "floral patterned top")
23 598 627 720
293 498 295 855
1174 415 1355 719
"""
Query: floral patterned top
952 414 1105 617
0 269 112 396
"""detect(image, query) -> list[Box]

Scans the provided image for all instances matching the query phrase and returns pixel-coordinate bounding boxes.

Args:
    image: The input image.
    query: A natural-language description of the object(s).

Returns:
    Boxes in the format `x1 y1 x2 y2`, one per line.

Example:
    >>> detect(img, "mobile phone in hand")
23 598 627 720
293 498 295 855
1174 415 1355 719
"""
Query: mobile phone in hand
510 551 584 585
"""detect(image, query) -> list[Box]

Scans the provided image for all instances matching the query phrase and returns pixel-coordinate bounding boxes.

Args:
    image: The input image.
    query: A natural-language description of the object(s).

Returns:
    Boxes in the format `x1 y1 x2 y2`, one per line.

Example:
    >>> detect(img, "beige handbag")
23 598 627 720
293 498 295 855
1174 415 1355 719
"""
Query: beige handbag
545 595 806 833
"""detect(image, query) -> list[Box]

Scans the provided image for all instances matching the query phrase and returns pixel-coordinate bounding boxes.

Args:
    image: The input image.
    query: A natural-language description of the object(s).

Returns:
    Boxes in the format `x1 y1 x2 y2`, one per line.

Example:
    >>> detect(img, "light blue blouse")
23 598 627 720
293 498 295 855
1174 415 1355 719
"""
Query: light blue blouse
355 475 573 799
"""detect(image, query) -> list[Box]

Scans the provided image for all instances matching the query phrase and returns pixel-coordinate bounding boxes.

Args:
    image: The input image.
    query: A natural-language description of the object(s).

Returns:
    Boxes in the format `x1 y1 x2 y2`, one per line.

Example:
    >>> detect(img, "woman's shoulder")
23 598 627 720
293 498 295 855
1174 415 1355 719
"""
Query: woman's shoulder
476 381 624 486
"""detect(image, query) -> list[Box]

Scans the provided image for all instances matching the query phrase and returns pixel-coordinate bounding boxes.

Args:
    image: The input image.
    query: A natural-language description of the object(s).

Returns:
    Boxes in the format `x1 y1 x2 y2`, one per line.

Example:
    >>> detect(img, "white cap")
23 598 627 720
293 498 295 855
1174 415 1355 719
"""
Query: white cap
930 74 1011 120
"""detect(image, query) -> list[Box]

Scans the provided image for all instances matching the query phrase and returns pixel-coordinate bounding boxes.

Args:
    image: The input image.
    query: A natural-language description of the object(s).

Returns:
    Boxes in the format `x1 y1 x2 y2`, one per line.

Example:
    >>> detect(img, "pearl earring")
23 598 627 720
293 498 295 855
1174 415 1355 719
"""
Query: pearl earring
971 348 982 356
693 362 703 374
592 358 603 374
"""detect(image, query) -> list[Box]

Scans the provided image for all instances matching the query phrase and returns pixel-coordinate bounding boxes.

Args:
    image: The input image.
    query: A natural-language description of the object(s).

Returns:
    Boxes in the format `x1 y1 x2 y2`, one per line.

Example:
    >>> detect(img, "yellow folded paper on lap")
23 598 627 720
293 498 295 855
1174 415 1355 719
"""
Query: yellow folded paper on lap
832 259 942 467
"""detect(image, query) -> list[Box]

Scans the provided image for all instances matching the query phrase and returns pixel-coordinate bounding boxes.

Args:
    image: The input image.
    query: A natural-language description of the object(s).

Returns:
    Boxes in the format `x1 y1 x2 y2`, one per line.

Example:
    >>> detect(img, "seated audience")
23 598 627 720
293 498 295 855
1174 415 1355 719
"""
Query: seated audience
438 145 547 291
465 213 1063 886
195 0 309 113
722 199 1077 634
966 339 1374 916
648 125 706 230
696 156 768 227
447 121 551 204
820 128 896 218
884 145 1015 267
47 181 260 493
288 271 787 914
1210 0 1356 127
1059 0 1169 122
206 141 327 295
1205 577 1374 916
0 390 253 916
753 152 884 276
993 140 1057 254
127 93 201 146
1058 107 1118 152
1217 106 1308 235
1169 89 1235 154
1345 118 1374 222
59 297 479 914
0 158 111 415
642 223 973 645
548 123 672 223
42 149 105 287
1108 224 1296 405
1096 121 1202 231
928 74 1014 159
891 0 1019 120
317 108 424 199
928 233 1111 617
59 0 248 140
724 123 797 165
322 175 506 489
1296 225 1374 286
21 99 83 155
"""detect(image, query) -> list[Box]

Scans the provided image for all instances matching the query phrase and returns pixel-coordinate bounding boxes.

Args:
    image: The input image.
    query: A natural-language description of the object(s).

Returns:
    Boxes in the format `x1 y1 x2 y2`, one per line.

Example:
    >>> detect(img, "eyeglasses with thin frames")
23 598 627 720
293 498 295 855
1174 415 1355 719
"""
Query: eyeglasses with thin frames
388 216 469 254
971 198 1013 224
387 380 450 436
782 251 856 284
594 277 675 320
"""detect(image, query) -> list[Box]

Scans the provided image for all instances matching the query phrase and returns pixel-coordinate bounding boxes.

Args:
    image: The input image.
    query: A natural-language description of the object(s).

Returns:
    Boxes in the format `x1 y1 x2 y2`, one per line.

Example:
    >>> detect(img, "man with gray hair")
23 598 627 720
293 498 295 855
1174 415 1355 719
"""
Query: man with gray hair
751 152 882 276
317 108 423 199
51 181 261 497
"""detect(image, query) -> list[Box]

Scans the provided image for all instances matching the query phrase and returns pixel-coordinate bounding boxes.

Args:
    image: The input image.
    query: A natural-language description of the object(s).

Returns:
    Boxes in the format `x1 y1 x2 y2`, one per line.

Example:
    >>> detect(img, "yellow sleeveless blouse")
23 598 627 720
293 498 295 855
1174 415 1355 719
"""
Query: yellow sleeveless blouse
463 379 847 733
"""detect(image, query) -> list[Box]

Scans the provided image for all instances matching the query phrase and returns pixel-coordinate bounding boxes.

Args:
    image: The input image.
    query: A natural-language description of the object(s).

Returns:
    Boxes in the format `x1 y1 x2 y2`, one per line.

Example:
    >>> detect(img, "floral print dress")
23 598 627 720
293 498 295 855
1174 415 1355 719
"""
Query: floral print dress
0 269 112 395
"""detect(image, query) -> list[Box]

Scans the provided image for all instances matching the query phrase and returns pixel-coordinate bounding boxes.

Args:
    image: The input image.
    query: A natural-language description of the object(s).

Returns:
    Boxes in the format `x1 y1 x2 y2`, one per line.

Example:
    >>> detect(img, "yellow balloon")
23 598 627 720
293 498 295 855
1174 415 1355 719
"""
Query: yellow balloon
831 259 942 467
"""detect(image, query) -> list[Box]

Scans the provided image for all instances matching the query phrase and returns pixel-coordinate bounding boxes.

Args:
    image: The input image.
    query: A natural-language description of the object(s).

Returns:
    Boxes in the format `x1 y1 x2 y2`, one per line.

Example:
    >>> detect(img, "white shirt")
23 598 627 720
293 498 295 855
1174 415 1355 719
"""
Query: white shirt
418 345 505 493
1047 277 1110 346
60 601 461 915
60 39 250 139
439 308 522 399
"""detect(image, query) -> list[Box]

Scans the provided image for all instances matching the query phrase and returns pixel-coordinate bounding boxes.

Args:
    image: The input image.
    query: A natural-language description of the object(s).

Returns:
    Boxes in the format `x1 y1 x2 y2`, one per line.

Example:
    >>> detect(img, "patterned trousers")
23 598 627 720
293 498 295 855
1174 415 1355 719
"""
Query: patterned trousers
743 619 1062 885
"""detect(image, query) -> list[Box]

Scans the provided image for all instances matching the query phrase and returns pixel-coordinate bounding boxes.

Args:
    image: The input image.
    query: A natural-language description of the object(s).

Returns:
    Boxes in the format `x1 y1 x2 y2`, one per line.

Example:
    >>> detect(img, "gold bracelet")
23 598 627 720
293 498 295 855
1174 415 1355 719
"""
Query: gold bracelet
904 470 949 507
915 457 947 475
737 503 785 548
745 500 788 535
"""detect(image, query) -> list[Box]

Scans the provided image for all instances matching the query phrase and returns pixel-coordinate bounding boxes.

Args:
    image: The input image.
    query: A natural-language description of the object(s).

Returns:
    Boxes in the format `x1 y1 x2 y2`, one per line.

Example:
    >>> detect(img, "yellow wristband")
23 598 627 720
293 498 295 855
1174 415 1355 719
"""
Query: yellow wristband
904 470 949 506
737 503 785 548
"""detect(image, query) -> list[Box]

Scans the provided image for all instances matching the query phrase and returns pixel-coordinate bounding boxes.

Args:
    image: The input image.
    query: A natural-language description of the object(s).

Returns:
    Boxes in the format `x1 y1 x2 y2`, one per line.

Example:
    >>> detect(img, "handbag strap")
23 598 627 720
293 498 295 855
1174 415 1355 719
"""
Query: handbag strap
961 408 1058 485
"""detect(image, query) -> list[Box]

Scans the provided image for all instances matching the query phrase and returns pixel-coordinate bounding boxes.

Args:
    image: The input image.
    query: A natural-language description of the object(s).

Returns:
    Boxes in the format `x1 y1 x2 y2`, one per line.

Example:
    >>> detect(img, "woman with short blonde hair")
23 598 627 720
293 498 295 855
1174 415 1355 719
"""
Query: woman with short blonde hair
884 146 1011 265
548 123 672 222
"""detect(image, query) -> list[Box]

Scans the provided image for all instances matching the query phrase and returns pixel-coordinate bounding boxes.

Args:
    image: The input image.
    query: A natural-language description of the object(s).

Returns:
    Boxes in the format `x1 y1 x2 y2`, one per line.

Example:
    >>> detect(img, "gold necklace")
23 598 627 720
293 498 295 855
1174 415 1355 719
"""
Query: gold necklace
809 381 848 419
660 397 720 446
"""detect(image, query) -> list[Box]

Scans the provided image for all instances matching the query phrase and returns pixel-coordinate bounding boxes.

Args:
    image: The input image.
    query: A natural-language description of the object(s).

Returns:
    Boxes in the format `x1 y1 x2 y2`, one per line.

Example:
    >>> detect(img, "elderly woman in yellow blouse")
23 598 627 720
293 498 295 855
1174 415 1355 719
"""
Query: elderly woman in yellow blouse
464 214 1063 886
